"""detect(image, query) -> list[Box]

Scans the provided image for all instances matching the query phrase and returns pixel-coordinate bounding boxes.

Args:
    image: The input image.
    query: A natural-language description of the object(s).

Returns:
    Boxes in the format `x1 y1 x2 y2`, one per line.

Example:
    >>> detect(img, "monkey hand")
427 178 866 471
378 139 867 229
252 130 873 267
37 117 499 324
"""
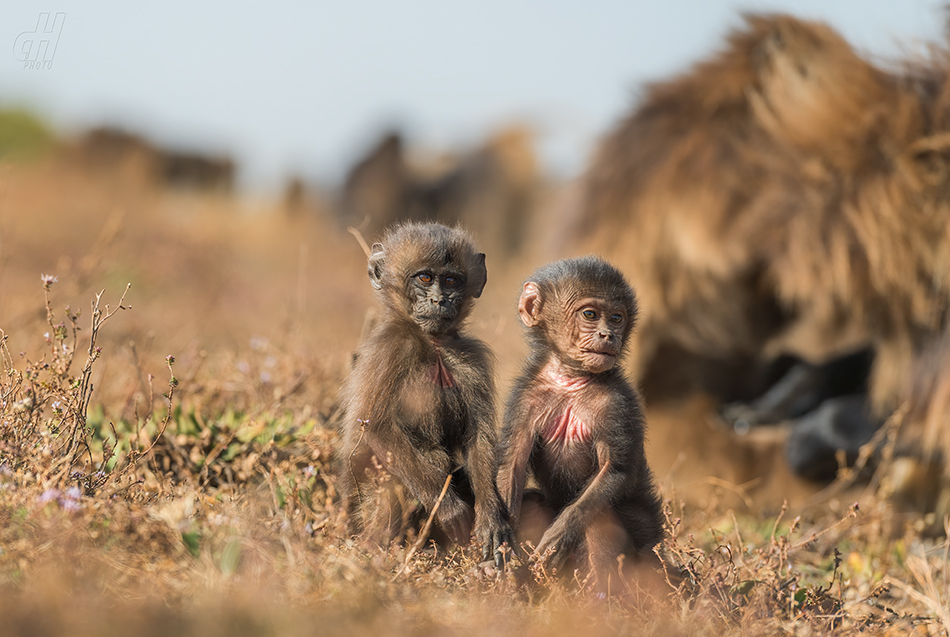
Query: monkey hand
435 494 474 546
532 515 580 572
474 516 515 569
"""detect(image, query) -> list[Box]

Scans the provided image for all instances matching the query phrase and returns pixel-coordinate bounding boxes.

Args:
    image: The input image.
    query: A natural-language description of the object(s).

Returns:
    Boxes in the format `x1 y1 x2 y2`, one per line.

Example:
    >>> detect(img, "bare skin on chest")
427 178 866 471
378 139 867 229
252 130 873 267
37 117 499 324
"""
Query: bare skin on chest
535 362 594 448
427 347 455 389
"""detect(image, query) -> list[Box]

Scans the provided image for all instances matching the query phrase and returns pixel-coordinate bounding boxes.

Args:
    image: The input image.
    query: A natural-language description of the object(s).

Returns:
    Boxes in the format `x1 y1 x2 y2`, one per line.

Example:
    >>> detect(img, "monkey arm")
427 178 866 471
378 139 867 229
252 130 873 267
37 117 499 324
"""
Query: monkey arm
496 401 537 524
464 385 515 565
362 423 472 540
533 440 624 567
347 370 462 510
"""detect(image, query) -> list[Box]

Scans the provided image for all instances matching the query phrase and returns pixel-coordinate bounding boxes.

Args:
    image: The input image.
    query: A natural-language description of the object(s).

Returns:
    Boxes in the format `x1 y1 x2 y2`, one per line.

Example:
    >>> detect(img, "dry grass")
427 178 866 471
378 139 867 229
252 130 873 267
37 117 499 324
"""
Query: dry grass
1 156 949 636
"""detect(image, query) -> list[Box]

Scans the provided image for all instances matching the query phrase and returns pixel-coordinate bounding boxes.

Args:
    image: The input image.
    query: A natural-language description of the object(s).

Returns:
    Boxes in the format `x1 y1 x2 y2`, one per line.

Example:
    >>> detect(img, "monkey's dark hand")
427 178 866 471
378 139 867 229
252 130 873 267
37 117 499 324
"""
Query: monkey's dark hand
475 518 515 569
436 494 474 545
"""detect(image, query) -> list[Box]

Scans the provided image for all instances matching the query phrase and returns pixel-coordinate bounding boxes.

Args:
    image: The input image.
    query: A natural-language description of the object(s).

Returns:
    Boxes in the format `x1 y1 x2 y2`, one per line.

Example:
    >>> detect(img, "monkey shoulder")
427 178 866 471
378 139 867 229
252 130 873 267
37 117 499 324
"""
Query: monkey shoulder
344 329 438 417
500 376 538 438
583 377 646 454
353 323 420 368
575 375 637 419
441 334 492 365
438 335 494 388
599 375 644 420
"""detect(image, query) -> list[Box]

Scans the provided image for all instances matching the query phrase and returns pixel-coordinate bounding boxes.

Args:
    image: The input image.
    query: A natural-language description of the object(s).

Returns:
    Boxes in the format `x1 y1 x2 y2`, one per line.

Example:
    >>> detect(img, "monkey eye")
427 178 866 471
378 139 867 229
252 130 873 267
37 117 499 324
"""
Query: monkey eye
581 309 597 320
416 272 433 284
609 313 624 325
444 275 462 287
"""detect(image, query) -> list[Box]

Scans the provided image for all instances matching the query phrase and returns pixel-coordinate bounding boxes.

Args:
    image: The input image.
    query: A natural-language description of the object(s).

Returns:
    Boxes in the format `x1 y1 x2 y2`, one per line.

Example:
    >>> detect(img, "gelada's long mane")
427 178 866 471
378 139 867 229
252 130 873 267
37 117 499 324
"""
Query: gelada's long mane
572 13 950 449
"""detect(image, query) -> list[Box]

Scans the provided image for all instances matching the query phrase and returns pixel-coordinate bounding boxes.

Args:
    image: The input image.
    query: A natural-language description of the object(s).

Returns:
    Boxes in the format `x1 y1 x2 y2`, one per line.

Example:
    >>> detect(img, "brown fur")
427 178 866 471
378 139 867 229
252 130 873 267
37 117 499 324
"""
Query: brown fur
900 324 950 517
571 12 950 421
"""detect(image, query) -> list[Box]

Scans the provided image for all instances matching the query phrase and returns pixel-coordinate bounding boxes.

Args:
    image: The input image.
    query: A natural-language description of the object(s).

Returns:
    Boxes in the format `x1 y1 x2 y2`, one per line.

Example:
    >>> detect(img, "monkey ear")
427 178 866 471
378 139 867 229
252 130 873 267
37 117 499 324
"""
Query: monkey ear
469 253 487 298
518 282 542 327
368 243 385 290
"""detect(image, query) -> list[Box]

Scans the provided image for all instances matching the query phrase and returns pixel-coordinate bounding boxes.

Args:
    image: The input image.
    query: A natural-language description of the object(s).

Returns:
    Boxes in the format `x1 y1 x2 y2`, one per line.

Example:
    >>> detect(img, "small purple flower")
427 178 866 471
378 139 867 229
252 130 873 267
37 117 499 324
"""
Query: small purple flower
61 499 81 512
303 465 315 478
37 486 83 511
40 274 58 289
39 488 61 504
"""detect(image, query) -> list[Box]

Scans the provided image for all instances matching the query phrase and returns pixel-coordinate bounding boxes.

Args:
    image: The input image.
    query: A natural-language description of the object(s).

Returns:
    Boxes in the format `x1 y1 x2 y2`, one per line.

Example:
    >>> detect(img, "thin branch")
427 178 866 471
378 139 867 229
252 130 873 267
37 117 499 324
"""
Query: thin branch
393 473 453 580
347 226 372 259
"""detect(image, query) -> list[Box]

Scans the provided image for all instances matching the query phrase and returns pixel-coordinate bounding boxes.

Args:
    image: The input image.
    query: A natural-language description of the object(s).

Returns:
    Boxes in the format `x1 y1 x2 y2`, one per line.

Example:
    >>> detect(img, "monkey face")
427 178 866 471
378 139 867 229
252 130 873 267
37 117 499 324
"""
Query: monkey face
519 260 636 376
406 268 469 335
556 297 628 373
366 223 488 338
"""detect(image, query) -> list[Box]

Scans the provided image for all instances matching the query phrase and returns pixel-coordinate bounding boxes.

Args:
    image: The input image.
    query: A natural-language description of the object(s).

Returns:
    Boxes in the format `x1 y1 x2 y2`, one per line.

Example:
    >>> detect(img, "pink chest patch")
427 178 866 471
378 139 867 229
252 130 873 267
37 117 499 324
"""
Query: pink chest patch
427 351 455 389
538 364 594 447
542 404 591 447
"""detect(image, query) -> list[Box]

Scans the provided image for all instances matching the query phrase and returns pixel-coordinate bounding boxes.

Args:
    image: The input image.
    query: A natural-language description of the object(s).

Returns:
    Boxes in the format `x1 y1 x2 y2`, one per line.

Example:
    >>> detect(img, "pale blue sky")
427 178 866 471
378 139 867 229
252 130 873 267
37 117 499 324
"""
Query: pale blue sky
0 1 943 191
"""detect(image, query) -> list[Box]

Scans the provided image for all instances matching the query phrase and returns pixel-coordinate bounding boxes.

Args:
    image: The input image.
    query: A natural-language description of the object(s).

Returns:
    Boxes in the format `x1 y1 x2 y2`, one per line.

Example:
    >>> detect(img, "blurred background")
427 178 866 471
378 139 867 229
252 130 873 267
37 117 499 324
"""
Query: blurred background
0 0 943 192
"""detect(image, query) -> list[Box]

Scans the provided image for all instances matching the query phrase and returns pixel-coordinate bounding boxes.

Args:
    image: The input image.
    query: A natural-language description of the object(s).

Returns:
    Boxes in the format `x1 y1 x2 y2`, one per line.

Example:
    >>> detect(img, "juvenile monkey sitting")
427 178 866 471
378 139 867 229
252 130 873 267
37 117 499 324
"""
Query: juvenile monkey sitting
339 222 512 565
497 257 663 581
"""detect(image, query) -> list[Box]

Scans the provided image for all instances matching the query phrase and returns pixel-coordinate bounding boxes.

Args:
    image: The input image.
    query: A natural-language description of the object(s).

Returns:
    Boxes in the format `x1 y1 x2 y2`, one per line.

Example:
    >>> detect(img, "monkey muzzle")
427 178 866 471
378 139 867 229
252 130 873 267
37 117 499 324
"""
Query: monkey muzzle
579 347 619 373
414 302 459 334
582 349 617 360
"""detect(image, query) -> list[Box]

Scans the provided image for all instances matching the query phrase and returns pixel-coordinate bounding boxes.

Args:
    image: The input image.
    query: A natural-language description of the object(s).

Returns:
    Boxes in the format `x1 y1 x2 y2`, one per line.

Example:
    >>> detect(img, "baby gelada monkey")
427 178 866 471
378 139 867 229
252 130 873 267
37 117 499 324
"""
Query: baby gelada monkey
339 222 512 566
497 257 663 581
